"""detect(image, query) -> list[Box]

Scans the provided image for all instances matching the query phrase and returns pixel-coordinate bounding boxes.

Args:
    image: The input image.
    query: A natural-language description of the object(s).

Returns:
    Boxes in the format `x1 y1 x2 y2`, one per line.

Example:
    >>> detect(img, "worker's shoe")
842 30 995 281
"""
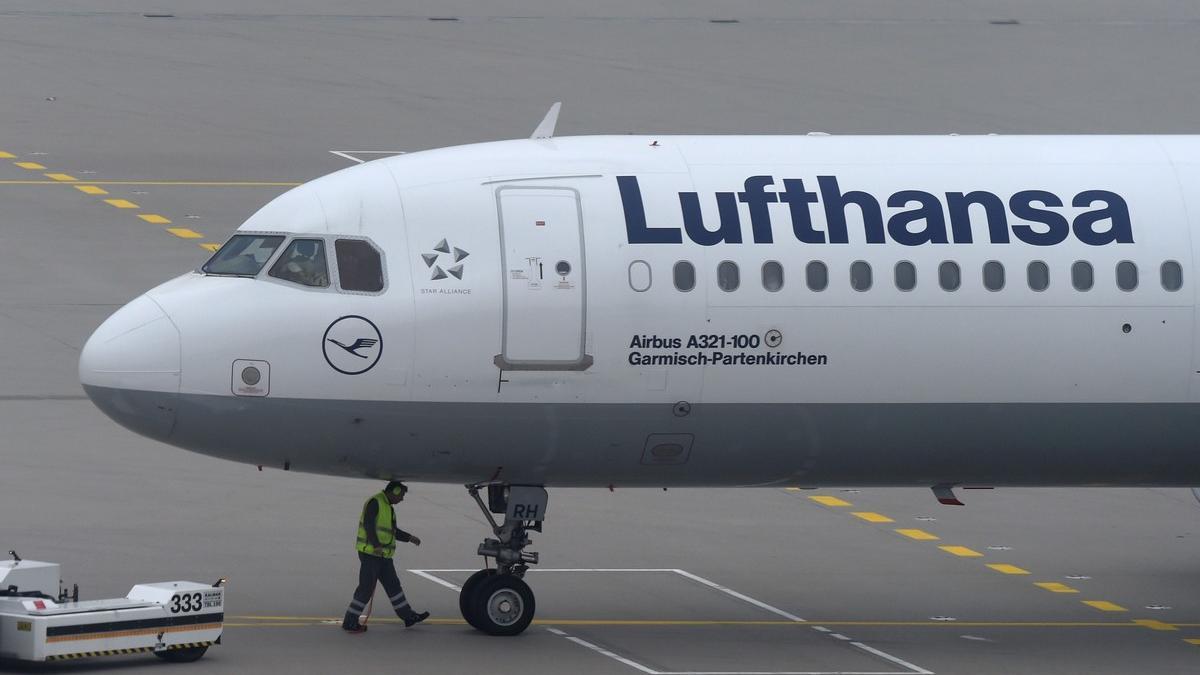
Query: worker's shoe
402 611 430 628
342 613 368 633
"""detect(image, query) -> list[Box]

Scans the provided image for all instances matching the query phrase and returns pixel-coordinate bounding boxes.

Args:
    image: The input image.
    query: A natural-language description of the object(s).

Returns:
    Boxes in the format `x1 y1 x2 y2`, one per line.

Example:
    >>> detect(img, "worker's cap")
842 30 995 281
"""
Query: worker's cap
384 481 408 497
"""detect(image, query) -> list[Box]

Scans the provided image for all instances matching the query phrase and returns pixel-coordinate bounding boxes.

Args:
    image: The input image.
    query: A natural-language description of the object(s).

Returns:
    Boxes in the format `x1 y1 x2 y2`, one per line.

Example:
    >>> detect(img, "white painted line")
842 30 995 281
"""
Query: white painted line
549 627 913 675
670 569 806 623
850 642 934 675
561 633 660 674
329 150 407 164
409 569 462 592
416 568 931 675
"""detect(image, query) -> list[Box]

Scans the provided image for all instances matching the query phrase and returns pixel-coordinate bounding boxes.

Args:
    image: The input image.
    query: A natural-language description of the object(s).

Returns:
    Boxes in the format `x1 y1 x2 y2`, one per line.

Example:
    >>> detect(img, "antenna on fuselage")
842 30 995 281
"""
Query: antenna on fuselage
531 102 562 139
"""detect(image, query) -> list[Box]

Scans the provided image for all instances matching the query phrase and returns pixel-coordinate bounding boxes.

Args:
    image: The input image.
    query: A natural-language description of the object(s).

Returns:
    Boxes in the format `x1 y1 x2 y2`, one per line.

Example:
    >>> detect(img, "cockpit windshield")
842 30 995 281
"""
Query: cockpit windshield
202 235 285 276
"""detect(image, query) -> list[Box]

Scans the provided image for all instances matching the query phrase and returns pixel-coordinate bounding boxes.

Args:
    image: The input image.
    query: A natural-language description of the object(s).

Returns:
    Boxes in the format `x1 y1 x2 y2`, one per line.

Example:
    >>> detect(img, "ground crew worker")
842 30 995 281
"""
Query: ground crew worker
342 481 430 633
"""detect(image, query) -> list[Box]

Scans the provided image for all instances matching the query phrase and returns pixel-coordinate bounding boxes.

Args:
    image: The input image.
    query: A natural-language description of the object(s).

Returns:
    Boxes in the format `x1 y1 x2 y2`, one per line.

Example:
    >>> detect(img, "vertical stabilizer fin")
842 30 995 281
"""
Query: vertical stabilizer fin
531 102 562 140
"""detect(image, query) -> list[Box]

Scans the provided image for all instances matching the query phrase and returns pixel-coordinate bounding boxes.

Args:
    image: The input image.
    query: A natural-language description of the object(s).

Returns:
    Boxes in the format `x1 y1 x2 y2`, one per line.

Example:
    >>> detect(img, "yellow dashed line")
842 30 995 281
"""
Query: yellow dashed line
104 198 139 209
1034 582 1079 594
139 213 172 224
15 161 46 170
986 564 1031 575
939 545 983 558
74 185 108 195
1082 600 1127 612
166 227 203 239
0 151 14 158
44 173 77 181
1132 619 1177 632
809 496 852 507
895 528 939 541
200 243 221 252
851 512 894 523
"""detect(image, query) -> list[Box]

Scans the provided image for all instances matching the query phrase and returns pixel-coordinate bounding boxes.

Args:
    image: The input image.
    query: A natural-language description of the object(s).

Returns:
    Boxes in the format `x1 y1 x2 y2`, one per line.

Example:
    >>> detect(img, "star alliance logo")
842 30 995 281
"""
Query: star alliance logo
421 239 469 281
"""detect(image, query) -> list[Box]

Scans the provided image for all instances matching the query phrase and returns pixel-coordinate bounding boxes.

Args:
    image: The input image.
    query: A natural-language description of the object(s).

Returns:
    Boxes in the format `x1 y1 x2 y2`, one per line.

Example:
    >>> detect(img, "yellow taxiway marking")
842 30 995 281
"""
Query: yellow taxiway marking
939 545 984 558
44 173 77 182
809 496 852 507
74 185 108 195
851 511 894 523
1034 582 1079 594
1185 638 1200 645
15 161 46 170
104 198 139 209
1132 619 1177 632
228 615 1200 628
1083 600 1127 612
987 564 1031 575
166 227 202 239
200 243 221 252
0 179 301 186
140 214 172 224
895 528 939 541
0 151 15 158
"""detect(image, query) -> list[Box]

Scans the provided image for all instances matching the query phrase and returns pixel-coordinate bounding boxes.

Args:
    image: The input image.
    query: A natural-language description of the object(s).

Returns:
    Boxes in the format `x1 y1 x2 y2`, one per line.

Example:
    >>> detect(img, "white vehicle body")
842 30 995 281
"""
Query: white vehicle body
79 134 1200 488
0 560 223 662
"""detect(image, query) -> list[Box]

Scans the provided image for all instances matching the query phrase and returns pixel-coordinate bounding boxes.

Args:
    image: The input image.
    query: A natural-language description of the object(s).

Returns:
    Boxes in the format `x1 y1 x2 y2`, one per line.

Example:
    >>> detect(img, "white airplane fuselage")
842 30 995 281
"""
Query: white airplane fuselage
79 135 1200 487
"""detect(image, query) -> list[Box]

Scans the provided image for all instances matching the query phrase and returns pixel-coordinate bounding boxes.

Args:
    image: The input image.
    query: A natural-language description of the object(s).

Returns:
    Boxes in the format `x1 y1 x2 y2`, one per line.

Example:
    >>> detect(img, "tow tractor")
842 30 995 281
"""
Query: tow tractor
0 552 224 663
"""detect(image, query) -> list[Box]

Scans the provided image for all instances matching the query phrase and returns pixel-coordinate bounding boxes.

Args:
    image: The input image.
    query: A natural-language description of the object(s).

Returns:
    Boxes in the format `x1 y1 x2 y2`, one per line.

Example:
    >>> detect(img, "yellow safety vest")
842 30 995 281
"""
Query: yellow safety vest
356 492 396 558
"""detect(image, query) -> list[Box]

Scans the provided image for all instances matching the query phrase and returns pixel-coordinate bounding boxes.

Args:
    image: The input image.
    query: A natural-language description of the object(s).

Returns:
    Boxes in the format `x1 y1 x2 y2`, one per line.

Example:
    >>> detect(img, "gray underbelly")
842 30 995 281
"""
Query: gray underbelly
88 386 1200 488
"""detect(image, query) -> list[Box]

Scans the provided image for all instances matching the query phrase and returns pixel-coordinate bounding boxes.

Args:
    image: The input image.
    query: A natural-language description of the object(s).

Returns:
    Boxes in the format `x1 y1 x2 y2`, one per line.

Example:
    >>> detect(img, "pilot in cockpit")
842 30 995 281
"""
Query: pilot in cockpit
276 239 328 287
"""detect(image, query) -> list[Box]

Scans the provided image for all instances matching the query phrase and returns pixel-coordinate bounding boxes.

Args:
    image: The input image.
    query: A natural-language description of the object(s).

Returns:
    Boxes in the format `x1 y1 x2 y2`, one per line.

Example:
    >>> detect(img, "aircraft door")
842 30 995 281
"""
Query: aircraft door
494 186 592 370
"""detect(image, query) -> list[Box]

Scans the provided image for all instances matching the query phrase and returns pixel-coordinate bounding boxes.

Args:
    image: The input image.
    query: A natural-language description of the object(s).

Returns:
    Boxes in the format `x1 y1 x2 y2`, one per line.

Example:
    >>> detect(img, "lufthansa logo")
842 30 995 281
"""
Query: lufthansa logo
323 315 383 375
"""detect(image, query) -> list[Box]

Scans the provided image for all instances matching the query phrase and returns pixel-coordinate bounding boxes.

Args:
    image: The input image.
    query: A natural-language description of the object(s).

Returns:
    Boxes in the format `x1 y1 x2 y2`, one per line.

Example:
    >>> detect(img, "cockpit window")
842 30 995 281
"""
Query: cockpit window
335 239 384 292
202 235 285 277
269 239 330 288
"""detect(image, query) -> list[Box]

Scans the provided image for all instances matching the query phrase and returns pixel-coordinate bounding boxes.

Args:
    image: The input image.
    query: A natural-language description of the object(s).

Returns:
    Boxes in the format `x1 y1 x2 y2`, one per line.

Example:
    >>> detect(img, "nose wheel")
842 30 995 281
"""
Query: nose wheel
460 484 547 636
460 573 536 636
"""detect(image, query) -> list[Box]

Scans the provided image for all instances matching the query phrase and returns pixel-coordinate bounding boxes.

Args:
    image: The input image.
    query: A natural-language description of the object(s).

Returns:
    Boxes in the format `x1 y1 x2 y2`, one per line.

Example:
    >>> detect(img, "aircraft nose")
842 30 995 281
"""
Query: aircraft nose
79 294 181 441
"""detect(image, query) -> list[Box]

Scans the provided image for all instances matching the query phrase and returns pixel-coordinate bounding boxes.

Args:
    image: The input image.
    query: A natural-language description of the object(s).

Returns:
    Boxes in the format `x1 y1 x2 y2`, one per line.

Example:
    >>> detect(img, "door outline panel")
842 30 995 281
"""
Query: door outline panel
493 184 593 371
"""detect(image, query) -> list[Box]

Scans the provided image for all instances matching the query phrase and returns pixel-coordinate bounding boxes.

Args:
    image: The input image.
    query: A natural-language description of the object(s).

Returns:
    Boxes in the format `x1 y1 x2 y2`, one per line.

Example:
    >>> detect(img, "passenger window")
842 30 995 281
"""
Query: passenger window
628 260 652 292
762 261 784 292
850 261 872 292
1027 261 1049 292
674 261 696 292
983 261 1005 292
939 261 961 291
1116 261 1137 291
894 261 916 291
1161 260 1183 291
806 261 828 292
1071 261 1093 291
335 239 385 292
202 234 285 277
269 239 329 288
717 261 740 292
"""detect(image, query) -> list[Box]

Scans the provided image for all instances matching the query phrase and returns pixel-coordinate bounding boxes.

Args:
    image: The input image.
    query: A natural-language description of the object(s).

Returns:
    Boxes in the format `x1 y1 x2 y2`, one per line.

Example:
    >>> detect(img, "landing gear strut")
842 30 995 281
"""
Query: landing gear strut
459 484 547 636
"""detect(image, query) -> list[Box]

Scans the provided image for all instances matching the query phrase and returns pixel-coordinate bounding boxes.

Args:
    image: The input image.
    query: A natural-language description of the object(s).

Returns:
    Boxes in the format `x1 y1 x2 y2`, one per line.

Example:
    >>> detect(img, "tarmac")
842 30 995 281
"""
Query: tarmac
2 2 1200 673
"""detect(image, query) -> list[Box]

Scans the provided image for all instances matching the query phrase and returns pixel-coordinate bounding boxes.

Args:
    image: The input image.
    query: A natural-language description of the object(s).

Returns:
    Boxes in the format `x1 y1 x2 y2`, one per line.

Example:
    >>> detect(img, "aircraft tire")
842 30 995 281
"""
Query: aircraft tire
459 568 496 629
473 574 535 636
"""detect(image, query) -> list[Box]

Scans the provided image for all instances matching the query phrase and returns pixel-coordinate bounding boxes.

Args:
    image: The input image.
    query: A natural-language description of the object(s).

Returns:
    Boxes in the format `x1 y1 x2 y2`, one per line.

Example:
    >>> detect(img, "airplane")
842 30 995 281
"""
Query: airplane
78 104 1200 635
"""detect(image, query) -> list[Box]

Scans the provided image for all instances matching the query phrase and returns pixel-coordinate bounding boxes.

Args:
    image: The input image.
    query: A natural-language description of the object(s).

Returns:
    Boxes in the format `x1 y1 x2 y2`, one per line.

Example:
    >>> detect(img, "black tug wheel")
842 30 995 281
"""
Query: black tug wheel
155 646 208 662
471 574 535 636
459 568 496 629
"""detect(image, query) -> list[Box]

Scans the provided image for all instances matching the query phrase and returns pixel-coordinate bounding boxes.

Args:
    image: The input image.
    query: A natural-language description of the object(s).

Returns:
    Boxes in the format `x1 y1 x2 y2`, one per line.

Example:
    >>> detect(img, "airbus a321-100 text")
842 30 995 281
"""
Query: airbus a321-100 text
78 109 1200 634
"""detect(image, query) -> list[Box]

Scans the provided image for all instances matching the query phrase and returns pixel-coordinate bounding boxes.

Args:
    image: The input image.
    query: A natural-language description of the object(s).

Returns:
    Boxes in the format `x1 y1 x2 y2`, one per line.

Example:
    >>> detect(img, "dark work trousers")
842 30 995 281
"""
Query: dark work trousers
343 552 414 628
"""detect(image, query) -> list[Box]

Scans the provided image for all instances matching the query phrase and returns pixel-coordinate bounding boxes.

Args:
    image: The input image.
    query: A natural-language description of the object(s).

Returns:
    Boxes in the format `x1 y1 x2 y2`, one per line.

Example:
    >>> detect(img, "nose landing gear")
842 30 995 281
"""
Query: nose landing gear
460 484 547 636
